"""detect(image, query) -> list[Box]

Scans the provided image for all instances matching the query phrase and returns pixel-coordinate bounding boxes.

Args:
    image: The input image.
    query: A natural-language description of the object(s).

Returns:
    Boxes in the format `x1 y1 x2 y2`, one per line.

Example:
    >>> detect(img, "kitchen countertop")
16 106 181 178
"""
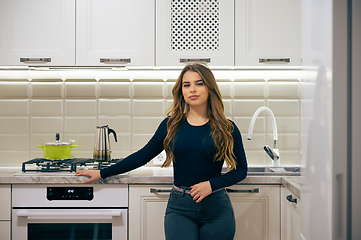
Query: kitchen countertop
0 166 301 198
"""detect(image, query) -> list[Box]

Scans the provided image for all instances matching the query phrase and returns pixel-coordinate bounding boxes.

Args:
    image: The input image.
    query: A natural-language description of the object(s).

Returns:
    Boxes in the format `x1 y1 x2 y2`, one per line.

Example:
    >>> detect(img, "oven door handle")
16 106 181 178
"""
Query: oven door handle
16 210 122 220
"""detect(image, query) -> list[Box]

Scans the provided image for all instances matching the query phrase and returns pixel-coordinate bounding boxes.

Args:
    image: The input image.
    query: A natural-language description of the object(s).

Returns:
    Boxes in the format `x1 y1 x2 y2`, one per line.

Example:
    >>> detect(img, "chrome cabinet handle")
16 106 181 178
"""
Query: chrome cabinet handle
226 188 259 193
100 58 131 64
20 58 51 63
150 188 172 193
180 58 211 63
286 194 297 204
259 58 290 63
16 210 122 220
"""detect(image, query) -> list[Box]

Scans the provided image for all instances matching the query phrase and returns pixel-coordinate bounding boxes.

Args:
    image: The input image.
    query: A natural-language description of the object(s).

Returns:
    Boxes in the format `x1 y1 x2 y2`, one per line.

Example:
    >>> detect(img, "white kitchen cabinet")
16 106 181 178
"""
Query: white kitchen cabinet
129 184 280 240
0 0 75 66
129 185 171 240
76 0 155 66
235 0 302 66
228 185 280 240
156 0 234 66
0 185 11 240
281 187 301 240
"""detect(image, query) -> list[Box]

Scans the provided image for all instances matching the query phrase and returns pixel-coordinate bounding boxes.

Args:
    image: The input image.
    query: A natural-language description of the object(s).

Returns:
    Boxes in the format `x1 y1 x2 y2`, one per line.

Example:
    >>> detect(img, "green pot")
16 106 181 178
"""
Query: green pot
37 133 78 160
37 144 78 160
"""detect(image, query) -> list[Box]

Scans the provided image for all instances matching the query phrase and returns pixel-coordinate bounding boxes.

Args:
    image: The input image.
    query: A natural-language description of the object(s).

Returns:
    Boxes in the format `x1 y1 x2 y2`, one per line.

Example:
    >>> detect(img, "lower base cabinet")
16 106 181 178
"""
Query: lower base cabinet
129 185 171 240
281 187 301 240
0 222 11 240
129 184 280 240
228 185 280 240
0 185 11 240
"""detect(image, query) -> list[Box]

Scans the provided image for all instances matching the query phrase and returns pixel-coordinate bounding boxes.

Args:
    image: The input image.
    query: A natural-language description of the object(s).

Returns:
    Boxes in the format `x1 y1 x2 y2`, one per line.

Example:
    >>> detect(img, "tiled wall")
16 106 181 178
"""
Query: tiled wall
0 71 301 166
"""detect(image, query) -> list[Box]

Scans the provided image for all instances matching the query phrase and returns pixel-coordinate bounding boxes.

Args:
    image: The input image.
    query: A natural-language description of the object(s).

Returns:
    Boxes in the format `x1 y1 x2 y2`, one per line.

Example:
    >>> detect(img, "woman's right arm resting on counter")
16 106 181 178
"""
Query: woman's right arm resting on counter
76 118 168 183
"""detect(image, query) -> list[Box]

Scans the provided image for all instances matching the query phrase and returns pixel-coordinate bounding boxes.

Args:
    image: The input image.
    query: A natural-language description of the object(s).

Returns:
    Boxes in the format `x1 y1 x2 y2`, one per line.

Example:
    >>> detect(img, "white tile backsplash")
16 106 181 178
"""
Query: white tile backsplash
132 99 165 116
31 82 63 99
222 99 232 116
233 99 267 116
30 117 63 133
233 116 266 134
0 82 29 99
132 117 164 133
0 100 29 116
267 82 300 99
268 133 300 150
133 82 165 98
0 74 301 166
217 82 232 98
98 82 131 98
98 99 131 116
242 134 267 150
65 81 97 98
234 82 266 99
268 116 300 133
0 134 29 150
0 117 29 133
112 133 131 151
0 151 29 165
31 100 63 116
63 133 95 151
132 133 153 152
165 82 176 99
267 99 300 116
64 117 97 133
65 100 97 116
98 116 131 133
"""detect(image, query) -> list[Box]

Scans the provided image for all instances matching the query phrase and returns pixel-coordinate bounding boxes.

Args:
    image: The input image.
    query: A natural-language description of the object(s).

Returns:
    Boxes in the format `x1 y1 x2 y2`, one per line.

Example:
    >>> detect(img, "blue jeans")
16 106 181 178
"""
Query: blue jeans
164 186 236 240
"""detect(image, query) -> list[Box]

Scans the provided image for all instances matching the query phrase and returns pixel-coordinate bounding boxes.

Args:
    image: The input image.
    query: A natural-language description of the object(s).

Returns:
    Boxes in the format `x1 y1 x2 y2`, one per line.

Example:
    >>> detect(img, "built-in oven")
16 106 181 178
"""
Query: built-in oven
12 184 128 240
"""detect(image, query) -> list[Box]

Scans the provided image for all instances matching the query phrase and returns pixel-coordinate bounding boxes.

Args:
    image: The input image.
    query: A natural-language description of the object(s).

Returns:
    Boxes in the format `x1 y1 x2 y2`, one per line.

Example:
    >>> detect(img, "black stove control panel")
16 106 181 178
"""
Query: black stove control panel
47 187 93 201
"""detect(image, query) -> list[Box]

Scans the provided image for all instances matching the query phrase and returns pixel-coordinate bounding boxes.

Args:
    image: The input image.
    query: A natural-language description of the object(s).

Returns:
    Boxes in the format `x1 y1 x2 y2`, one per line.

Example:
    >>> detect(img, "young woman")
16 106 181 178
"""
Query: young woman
76 63 248 240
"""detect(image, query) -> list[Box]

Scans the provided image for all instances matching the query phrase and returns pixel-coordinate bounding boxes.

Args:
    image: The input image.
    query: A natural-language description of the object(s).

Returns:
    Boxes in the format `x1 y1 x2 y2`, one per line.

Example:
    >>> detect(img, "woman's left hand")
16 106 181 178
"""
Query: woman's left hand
190 181 212 203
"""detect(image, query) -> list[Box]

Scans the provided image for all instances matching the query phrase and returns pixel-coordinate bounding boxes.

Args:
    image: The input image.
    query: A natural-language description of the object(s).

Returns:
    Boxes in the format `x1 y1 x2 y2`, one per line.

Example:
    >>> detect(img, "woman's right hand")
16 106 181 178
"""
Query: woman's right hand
75 170 101 184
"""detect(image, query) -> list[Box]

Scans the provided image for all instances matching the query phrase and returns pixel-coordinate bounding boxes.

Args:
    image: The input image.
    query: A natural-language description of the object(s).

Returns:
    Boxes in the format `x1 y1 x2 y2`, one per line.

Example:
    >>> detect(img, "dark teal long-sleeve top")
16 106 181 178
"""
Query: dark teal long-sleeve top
100 118 248 191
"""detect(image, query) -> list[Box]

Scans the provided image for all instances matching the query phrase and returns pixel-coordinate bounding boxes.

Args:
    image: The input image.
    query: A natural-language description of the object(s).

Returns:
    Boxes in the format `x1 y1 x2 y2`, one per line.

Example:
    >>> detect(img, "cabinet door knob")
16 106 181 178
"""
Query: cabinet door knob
286 194 297 204
259 58 290 63
20 58 51 63
100 58 131 64
180 58 211 63
226 188 259 193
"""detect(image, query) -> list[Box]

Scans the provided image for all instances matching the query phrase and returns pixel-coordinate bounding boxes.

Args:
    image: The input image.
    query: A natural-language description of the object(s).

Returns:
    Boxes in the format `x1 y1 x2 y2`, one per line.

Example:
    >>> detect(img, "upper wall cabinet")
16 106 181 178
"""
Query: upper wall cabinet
0 0 154 67
235 0 302 66
0 0 75 66
76 0 155 66
156 0 234 66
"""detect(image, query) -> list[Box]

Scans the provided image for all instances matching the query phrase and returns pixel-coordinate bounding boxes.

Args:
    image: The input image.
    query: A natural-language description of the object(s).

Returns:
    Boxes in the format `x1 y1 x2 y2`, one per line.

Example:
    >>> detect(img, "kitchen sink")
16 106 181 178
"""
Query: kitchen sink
222 166 301 176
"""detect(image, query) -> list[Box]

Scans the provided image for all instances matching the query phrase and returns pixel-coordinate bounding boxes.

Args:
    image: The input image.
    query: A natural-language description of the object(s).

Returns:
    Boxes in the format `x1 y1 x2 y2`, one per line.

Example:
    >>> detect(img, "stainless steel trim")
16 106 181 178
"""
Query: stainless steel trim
150 188 172 193
16 210 122 220
100 58 131 64
259 58 290 63
226 188 259 193
180 58 211 63
20 58 51 63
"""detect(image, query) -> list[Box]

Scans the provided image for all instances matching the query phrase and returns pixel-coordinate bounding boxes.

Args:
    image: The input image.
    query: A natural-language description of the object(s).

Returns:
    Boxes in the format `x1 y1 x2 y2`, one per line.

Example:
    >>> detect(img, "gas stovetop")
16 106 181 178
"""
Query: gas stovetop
21 158 123 173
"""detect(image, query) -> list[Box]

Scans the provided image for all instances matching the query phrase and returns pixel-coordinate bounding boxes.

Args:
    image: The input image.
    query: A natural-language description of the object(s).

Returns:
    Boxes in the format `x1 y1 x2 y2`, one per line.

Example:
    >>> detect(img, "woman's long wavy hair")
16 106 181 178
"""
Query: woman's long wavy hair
162 63 237 169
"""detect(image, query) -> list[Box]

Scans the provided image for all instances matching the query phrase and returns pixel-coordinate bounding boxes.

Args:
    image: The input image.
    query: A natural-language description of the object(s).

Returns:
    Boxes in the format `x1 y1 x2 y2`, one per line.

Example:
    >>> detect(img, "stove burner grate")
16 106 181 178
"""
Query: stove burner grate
22 158 123 173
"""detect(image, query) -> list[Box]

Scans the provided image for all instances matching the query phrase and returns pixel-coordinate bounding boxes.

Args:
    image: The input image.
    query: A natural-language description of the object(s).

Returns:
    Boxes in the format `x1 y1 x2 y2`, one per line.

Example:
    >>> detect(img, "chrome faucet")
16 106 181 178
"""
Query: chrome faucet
247 106 280 167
